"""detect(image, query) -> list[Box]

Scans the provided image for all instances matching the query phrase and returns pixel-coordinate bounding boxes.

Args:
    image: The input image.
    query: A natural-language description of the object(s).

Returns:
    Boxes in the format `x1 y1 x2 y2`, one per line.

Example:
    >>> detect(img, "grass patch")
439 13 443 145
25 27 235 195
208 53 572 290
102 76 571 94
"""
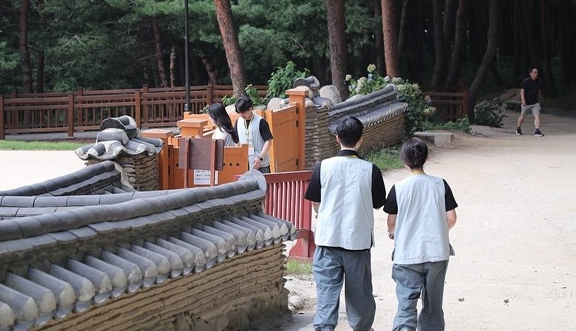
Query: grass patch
364 146 404 172
0 140 86 151
286 259 313 275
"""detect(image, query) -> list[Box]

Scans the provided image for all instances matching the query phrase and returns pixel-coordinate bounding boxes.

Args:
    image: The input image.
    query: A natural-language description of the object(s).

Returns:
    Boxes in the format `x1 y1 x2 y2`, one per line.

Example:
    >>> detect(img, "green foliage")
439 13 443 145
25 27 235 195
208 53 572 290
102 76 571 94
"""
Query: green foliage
345 65 436 135
0 140 86 151
266 61 309 99
395 80 437 135
474 98 506 128
364 146 404 172
285 259 312 275
346 64 387 97
424 117 471 134
221 84 264 107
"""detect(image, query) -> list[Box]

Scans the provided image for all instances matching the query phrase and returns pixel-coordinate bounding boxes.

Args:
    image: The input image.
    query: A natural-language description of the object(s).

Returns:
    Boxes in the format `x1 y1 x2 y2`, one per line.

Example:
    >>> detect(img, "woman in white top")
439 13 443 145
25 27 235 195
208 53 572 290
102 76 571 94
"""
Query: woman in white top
207 103 239 147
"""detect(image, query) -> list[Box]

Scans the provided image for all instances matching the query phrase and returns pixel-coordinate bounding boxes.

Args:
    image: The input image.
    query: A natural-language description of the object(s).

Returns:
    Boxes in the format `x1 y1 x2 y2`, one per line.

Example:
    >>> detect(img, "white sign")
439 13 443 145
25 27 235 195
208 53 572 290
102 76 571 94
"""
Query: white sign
193 170 218 185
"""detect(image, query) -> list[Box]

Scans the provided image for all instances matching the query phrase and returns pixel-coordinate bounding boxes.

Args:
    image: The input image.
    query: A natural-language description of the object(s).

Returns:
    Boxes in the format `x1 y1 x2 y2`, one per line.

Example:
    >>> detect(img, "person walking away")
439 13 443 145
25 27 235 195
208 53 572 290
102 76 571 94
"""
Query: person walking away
516 67 544 137
304 116 386 331
384 137 458 331
234 96 273 173
207 103 239 147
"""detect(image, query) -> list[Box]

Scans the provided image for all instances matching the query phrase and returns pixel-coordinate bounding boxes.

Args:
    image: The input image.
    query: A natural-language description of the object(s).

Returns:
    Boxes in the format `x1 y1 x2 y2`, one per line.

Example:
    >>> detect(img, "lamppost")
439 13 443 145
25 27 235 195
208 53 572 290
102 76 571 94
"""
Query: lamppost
184 0 190 113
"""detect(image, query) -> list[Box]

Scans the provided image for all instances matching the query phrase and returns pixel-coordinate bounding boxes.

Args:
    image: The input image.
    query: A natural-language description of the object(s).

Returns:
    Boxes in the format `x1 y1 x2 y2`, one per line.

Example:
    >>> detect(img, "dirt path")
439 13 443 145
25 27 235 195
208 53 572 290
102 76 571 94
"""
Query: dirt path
1 110 574 330
283 110 576 330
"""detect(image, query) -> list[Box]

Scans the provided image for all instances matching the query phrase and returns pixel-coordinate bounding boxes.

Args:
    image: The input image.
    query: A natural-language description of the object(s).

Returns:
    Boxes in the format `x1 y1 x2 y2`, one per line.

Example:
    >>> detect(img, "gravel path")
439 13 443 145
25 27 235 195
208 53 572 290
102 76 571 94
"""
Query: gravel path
1 110 574 330
282 110 576 331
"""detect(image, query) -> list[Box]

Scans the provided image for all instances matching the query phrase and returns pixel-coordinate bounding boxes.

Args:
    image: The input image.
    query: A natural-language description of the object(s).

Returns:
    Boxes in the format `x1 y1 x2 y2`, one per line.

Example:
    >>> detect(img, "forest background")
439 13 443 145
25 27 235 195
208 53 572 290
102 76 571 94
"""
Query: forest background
1 0 576 117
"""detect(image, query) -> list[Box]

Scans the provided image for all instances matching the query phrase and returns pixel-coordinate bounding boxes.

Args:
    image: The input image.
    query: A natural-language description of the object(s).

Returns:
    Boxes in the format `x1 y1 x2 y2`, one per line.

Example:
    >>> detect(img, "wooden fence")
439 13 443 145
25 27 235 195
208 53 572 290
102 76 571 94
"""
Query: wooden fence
0 84 469 140
425 86 470 121
0 83 267 139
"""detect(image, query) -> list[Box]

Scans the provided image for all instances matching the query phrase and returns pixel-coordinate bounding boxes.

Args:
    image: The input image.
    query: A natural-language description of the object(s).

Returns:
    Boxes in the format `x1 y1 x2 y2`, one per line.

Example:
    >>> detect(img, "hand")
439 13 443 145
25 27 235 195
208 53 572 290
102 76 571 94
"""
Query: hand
252 158 261 169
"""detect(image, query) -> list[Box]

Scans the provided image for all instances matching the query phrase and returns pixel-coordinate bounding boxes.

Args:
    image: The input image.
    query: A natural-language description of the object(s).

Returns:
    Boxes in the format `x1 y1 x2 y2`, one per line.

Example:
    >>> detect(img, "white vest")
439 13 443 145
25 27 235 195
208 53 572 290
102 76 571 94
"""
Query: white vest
237 115 270 167
315 156 375 250
393 174 450 264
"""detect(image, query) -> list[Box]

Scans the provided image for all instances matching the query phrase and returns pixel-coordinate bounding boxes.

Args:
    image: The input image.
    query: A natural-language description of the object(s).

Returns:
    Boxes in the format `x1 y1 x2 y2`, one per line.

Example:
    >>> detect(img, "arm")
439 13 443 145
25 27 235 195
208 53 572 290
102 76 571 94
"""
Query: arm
386 214 396 240
371 164 386 209
253 139 272 169
258 139 272 159
447 209 457 230
312 201 320 214
520 88 526 106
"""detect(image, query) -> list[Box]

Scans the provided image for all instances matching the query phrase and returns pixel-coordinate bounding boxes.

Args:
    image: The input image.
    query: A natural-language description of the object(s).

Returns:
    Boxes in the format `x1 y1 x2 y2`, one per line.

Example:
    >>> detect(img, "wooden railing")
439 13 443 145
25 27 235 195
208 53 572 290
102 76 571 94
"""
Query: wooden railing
0 83 268 139
263 171 315 260
425 86 470 121
0 84 469 140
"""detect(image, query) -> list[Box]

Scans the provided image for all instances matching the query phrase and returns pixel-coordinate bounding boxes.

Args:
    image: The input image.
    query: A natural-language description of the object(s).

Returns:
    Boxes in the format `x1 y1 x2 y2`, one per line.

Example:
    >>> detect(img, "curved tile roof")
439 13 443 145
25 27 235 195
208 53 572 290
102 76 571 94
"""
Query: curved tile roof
0 163 296 331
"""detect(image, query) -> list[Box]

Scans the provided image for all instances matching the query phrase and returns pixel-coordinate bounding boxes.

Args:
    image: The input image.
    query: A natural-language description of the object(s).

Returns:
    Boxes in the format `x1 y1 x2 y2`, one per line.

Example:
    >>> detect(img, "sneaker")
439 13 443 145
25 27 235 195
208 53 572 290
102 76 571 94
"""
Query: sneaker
534 129 544 137
516 127 522 135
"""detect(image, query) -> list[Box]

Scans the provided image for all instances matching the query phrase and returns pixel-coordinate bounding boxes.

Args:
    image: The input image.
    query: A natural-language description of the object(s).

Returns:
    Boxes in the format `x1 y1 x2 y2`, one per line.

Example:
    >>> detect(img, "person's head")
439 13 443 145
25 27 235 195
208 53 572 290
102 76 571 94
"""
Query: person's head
207 103 230 128
207 102 239 143
400 137 428 169
529 67 539 80
335 116 363 148
235 96 254 120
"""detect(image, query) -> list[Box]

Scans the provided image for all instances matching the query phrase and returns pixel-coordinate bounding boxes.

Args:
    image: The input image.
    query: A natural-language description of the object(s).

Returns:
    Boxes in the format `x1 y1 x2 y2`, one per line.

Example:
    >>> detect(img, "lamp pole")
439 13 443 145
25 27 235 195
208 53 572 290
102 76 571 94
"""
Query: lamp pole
184 0 190 112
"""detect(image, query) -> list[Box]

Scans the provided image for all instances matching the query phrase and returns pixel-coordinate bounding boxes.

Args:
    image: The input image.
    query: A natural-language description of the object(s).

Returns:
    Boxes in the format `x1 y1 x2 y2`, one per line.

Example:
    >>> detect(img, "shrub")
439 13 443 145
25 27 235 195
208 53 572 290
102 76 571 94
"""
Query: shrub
267 61 309 99
424 117 471 133
474 98 506 127
346 64 386 97
345 65 435 134
221 84 265 108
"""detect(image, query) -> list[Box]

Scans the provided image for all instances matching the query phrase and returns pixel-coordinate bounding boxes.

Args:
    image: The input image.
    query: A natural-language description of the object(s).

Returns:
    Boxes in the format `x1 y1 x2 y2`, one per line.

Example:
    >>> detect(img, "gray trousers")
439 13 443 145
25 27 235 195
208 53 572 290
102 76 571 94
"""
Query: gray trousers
312 246 375 331
391 260 449 331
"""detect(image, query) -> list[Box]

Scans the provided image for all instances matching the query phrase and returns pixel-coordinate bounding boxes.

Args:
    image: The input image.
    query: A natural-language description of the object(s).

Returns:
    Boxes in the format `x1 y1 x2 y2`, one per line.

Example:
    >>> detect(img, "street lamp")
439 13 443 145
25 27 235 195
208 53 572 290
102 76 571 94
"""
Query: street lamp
184 0 190 113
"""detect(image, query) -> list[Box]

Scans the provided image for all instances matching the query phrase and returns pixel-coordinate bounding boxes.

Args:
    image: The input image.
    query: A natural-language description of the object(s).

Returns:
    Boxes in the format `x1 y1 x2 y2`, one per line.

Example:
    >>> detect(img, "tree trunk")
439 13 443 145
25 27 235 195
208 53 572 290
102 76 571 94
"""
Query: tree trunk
446 0 467 86
430 0 448 87
19 0 33 93
519 1 540 70
443 0 458 58
468 0 500 123
200 56 219 84
513 0 524 81
397 0 411 77
151 18 168 88
540 0 556 97
214 0 247 97
374 1 385 76
36 0 45 93
558 0 575 83
170 46 176 88
381 0 400 78
36 51 44 93
326 0 348 100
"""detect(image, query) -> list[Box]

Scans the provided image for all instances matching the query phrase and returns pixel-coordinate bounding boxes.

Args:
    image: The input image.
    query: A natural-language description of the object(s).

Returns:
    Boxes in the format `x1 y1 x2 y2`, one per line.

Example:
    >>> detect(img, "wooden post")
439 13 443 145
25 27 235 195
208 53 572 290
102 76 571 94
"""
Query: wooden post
177 118 208 138
286 86 308 171
67 94 75 138
462 87 470 119
135 90 142 128
141 129 173 190
207 81 214 104
179 138 190 188
142 85 149 127
0 96 4 140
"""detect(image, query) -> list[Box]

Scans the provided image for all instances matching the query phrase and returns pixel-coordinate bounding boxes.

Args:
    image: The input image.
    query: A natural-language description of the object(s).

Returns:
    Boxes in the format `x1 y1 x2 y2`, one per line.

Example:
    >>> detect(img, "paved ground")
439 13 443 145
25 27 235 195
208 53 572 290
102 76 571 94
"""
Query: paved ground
282 110 576 330
1 110 575 330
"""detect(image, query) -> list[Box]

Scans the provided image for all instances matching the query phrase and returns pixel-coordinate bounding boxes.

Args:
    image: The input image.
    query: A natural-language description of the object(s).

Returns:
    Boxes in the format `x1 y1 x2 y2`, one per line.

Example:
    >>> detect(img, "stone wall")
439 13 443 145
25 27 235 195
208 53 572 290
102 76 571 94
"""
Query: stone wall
0 163 296 331
303 84 408 168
